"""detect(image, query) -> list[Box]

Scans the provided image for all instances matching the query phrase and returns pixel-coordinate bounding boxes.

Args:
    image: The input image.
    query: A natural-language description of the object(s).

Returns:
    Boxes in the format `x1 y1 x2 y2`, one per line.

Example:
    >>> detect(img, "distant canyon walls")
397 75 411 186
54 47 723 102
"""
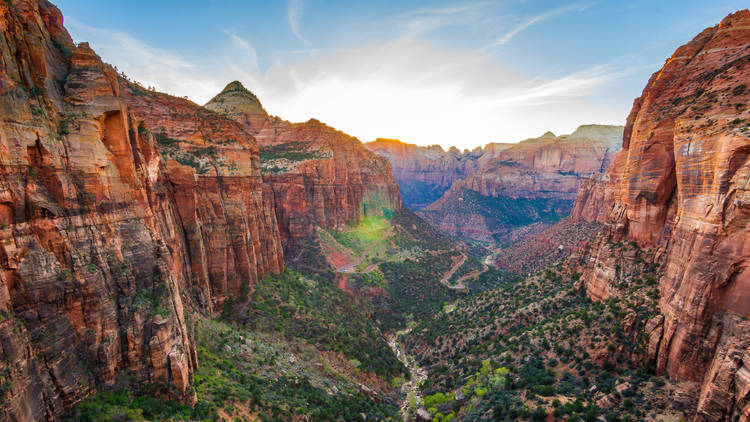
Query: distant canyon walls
364 139 489 209
367 126 623 243
575 10 750 421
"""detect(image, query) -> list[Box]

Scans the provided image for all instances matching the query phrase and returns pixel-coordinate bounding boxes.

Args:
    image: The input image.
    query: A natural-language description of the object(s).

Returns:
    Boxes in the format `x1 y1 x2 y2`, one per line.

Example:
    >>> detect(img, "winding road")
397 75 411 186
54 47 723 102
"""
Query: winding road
438 253 490 291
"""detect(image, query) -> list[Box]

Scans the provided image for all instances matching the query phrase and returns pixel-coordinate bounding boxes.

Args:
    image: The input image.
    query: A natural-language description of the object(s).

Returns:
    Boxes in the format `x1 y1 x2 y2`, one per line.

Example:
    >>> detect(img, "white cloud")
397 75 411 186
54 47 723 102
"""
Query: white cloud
225 31 260 73
486 2 591 49
246 38 628 147
63 19 628 150
395 2 490 36
486 64 632 106
287 0 308 44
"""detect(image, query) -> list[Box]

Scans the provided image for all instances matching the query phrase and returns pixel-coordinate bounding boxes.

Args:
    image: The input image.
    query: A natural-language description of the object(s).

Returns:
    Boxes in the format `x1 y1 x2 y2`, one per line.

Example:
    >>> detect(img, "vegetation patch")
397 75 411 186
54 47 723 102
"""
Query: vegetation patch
377 252 459 331
238 269 406 379
403 254 688 421
259 142 321 162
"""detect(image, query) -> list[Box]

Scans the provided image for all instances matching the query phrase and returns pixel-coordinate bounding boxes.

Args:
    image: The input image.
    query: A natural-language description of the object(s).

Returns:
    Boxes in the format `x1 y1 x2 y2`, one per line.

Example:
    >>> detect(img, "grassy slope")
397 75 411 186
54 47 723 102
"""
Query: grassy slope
238 269 406 379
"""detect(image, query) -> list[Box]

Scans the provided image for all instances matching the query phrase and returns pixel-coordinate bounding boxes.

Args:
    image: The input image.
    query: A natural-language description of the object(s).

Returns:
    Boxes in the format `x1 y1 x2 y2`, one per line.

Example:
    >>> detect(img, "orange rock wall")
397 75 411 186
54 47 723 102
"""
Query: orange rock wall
364 139 484 189
0 1 282 419
206 86 402 248
579 10 750 421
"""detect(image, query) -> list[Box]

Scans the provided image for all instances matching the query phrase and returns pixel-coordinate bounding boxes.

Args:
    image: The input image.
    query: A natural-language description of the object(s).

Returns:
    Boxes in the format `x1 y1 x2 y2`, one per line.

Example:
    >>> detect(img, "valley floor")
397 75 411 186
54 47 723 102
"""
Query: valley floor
67 211 694 422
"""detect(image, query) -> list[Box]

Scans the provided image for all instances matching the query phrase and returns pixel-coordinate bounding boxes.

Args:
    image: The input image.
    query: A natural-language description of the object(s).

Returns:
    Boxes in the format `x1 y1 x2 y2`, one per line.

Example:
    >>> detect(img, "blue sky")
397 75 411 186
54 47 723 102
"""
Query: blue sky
55 0 747 149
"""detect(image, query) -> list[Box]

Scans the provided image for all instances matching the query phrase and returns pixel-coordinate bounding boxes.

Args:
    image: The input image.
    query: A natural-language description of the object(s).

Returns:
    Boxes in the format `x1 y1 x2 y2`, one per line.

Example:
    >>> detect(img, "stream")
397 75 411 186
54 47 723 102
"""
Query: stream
386 252 496 420
388 326 428 421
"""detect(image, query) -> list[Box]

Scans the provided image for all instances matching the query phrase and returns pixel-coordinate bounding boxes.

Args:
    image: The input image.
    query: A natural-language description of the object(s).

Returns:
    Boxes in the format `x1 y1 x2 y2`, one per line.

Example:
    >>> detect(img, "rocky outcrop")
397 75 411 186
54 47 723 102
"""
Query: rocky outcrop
455 126 622 199
123 82 284 311
421 126 623 242
578 10 750 421
569 171 618 224
364 139 489 209
206 82 402 252
0 1 282 419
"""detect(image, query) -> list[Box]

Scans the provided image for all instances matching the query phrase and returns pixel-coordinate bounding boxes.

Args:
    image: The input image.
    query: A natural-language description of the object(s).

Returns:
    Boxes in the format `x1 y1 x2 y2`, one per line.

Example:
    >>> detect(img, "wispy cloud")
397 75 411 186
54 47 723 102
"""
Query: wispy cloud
287 0 308 44
487 64 631 106
64 15 628 149
238 38 627 146
395 2 491 36
67 17 194 72
224 30 260 73
486 2 591 49
64 16 221 98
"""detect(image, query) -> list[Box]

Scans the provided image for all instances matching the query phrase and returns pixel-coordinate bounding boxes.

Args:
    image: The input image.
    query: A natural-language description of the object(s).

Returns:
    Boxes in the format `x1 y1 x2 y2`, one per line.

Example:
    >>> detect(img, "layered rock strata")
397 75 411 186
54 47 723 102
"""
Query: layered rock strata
364 139 490 209
578 10 750 421
0 1 282 419
421 125 623 242
206 82 402 250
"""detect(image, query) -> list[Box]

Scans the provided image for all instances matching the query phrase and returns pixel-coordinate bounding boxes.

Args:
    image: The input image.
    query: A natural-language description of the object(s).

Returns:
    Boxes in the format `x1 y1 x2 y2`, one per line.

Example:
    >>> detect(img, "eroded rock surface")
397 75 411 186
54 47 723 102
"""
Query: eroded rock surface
206 82 402 252
364 139 489 209
420 126 623 242
578 10 750 421
0 1 282 419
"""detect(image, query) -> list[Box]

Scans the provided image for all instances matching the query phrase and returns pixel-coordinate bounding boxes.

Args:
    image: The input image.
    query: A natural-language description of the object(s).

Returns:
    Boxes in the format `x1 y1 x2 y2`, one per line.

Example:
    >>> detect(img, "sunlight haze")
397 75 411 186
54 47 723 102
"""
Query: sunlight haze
57 0 745 148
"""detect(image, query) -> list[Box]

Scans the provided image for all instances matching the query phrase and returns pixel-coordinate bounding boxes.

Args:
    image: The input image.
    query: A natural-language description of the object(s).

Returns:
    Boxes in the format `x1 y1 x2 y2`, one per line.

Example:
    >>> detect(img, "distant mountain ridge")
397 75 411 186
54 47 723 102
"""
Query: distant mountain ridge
366 125 624 243
364 138 491 209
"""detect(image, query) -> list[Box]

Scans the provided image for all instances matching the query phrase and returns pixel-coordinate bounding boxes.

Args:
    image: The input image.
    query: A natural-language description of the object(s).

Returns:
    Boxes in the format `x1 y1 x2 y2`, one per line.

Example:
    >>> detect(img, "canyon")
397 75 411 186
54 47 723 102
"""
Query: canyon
364 139 489 210
0 1 749 421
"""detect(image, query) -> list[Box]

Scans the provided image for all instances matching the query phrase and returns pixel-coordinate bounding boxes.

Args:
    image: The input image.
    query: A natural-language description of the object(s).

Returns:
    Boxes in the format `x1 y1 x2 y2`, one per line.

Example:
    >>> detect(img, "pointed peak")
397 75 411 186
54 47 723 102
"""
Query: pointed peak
205 81 267 117
539 131 556 139
222 80 250 93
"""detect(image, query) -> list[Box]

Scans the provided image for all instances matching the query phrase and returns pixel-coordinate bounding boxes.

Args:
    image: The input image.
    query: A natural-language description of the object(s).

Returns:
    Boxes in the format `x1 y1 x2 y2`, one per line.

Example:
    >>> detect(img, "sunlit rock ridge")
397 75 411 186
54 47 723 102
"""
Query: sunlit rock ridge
205 81 402 256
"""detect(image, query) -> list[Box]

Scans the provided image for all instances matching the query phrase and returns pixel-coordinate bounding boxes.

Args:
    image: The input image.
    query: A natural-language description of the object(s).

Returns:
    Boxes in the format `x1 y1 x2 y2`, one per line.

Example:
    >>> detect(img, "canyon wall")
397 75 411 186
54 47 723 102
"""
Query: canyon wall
0 1 282 419
578 10 750 421
364 139 491 209
420 125 623 243
206 82 402 251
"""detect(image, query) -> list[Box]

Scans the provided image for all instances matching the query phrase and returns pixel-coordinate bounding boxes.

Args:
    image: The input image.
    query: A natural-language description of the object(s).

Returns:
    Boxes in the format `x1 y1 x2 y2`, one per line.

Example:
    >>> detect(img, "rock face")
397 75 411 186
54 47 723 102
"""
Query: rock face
123 82 284 311
364 139 491 209
0 1 282 419
568 171 618 224
420 125 623 242
578 10 750 421
206 82 402 251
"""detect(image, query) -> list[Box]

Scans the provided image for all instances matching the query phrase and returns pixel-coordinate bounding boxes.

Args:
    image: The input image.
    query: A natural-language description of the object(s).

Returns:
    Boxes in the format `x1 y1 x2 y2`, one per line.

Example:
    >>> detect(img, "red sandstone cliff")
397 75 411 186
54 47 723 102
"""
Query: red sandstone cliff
206 82 402 251
123 82 284 310
0 1 282 419
421 126 623 242
453 126 622 200
577 10 750 421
